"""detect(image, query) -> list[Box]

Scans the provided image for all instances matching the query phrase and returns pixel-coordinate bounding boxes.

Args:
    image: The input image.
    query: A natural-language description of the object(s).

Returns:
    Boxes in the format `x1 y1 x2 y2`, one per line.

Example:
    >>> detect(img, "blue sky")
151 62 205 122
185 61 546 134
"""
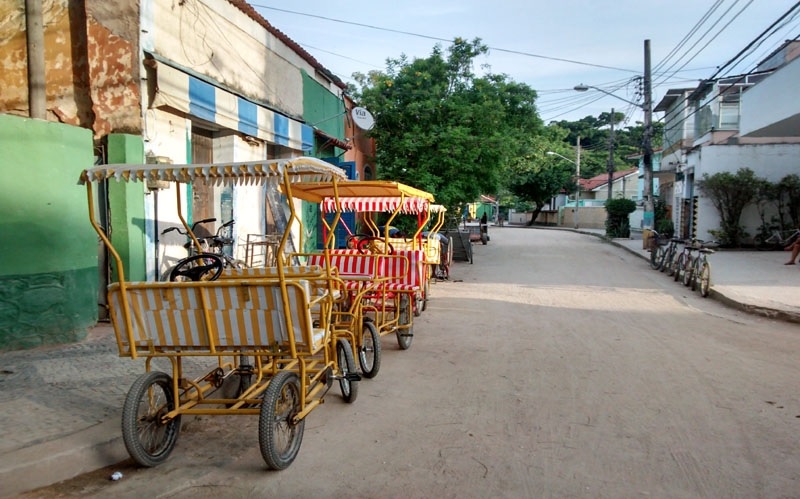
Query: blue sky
251 1 799 125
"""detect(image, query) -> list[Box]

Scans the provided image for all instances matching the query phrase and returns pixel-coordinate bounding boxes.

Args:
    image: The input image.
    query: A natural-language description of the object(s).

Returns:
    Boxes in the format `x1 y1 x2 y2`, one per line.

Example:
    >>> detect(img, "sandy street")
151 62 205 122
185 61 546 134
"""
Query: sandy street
25 227 800 499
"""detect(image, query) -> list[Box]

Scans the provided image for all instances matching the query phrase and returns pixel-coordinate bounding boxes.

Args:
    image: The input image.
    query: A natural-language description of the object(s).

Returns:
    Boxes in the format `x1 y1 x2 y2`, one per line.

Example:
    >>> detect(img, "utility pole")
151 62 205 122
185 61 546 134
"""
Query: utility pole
574 135 581 229
642 39 654 229
607 107 615 201
26 0 46 119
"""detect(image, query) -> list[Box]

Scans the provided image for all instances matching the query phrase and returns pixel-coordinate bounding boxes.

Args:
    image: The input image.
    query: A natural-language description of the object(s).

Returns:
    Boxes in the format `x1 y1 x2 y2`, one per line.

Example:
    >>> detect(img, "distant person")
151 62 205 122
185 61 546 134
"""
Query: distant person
480 212 487 226
784 238 800 265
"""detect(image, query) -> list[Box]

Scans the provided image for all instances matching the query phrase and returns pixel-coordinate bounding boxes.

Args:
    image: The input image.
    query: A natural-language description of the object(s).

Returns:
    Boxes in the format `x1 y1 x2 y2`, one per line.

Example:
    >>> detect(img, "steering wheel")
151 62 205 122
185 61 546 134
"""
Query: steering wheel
357 236 395 255
345 233 370 250
169 254 224 282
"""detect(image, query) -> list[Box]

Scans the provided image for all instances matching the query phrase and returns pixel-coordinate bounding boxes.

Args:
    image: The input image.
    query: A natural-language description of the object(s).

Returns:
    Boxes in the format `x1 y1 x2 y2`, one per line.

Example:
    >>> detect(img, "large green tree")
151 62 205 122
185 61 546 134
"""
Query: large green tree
353 38 543 210
504 130 577 225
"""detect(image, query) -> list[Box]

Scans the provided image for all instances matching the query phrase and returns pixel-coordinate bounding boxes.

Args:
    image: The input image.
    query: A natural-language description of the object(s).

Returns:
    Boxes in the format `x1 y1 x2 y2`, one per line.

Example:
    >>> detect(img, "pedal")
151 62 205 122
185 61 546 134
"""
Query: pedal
345 372 362 382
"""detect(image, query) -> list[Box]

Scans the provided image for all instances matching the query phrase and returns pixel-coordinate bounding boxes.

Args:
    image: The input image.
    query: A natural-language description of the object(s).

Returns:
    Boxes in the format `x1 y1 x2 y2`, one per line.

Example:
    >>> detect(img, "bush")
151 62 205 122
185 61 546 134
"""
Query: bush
605 198 636 238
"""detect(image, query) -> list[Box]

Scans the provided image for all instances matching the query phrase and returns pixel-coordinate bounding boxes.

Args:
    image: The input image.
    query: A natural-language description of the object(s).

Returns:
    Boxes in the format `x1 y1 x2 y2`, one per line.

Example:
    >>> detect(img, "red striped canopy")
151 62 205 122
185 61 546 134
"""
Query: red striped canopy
322 196 430 214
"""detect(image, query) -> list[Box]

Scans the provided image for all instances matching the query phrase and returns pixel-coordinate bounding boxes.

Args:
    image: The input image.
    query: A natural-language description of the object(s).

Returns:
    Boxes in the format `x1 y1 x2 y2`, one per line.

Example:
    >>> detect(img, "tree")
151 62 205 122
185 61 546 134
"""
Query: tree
353 38 543 211
696 168 761 247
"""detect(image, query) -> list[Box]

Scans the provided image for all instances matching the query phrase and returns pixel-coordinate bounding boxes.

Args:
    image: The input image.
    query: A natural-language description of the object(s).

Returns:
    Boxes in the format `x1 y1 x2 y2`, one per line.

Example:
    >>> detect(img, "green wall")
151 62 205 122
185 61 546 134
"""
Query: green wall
0 115 98 350
106 134 146 282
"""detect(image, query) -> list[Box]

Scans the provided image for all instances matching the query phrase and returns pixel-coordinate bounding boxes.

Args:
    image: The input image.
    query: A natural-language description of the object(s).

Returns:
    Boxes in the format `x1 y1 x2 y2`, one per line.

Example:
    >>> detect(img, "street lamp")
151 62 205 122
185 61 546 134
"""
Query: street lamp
547 147 581 229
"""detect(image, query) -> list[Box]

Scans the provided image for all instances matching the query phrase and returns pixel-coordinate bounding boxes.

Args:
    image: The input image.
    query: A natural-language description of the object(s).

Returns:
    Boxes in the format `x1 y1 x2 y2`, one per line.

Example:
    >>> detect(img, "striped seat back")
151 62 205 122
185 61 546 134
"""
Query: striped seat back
108 280 324 356
380 250 424 290
221 265 324 279
308 251 379 279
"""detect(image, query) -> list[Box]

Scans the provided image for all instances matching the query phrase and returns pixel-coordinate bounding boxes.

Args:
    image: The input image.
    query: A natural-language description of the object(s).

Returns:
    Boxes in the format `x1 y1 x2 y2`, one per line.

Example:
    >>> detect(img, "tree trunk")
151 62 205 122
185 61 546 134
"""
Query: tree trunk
526 207 544 226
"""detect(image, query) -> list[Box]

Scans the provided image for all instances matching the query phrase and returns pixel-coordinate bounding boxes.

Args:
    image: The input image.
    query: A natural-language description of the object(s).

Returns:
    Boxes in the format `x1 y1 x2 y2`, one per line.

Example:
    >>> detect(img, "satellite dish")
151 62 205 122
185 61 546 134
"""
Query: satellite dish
351 107 375 131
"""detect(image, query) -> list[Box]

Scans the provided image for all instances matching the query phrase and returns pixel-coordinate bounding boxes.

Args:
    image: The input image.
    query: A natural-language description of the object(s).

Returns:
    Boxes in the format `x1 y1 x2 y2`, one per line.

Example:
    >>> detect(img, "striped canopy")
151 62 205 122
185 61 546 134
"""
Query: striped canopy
78 157 346 186
289 180 434 207
322 196 431 214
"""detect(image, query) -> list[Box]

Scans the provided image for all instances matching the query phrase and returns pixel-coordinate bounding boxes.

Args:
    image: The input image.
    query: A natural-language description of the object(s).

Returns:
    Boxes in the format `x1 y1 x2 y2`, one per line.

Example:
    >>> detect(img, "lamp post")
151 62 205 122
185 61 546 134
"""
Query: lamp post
547 136 581 228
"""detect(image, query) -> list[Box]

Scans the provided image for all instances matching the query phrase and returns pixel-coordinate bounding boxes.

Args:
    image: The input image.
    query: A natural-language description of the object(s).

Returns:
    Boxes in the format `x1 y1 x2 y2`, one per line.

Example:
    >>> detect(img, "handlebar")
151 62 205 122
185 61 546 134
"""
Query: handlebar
161 218 218 236
162 218 235 250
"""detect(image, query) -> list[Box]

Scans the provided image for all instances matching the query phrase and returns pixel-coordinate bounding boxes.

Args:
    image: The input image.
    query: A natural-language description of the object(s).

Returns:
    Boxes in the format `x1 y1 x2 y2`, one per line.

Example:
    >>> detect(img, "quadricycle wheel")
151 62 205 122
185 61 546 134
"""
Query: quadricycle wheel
258 371 305 470
337 339 359 403
358 320 381 379
121 371 181 467
396 293 414 350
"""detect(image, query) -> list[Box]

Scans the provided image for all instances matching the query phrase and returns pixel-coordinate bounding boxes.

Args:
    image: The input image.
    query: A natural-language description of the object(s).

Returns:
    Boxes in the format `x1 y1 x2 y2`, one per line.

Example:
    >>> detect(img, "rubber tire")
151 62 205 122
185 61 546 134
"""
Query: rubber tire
337 339 358 403
258 371 305 470
699 262 711 297
649 245 662 270
446 237 454 276
358 320 381 379
682 257 695 287
753 235 773 251
421 278 430 312
396 294 413 350
121 371 181 468
673 253 685 282
660 246 674 273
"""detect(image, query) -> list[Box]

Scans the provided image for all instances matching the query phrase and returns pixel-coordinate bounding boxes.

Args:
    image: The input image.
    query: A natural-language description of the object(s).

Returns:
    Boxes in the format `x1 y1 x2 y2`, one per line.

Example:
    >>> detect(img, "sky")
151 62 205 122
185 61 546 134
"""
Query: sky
250 0 800 126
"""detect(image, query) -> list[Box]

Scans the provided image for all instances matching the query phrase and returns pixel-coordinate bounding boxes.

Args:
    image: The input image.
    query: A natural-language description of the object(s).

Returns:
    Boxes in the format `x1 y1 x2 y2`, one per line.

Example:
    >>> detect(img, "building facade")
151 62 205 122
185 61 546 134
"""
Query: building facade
0 0 356 348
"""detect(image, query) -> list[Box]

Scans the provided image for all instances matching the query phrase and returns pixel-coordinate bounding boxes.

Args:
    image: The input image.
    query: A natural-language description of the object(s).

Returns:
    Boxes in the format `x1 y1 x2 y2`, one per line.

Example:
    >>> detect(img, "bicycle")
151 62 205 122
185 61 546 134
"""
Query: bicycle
162 218 244 281
648 230 667 270
754 228 800 251
680 240 717 288
672 240 698 284
687 242 717 297
659 237 683 276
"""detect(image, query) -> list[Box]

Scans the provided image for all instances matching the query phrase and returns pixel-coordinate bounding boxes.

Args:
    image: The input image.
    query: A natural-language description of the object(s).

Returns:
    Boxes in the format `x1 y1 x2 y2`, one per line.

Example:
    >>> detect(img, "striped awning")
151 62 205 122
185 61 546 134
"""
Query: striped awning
322 196 431 214
151 55 314 152
79 157 346 186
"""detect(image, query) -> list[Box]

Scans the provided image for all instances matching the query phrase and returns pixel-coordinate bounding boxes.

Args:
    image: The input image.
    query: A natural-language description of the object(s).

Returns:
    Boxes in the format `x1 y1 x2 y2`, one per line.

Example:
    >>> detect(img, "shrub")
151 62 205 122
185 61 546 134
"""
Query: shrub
605 198 636 238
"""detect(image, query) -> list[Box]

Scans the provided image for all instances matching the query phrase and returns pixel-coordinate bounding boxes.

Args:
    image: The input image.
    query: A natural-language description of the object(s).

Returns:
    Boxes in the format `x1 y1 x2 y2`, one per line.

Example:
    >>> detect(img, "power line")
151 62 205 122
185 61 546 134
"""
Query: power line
251 3 638 73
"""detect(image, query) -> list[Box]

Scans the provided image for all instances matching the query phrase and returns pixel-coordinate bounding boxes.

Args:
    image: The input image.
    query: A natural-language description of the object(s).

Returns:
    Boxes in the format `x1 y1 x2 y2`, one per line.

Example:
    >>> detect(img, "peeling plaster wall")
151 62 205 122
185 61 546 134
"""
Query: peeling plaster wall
0 0 141 137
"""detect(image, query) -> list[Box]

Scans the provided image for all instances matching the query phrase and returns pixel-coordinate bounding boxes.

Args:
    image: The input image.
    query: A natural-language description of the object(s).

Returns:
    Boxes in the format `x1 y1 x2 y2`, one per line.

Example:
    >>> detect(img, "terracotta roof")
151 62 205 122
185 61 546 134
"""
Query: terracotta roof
579 167 639 191
227 0 346 90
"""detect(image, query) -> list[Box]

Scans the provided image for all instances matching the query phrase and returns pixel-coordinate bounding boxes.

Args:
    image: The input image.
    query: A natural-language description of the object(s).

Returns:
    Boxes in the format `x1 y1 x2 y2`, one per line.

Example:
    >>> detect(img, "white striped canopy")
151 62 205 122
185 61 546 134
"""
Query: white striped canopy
78 157 346 186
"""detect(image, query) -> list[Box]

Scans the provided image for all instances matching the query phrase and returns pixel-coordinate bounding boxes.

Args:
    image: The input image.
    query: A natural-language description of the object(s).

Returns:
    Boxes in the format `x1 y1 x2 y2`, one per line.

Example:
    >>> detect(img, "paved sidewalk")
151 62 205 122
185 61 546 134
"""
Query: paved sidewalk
1 227 798 497
575 227 800 323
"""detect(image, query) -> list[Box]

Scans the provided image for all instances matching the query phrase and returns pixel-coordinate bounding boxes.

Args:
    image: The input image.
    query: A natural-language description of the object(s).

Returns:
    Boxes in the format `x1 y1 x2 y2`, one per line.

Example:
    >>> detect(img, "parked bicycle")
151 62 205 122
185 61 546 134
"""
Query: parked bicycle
754 228 800 251
162 218 244 281
687 241 718 297
673 240 699 284
648 230 667 270
659 237 683 276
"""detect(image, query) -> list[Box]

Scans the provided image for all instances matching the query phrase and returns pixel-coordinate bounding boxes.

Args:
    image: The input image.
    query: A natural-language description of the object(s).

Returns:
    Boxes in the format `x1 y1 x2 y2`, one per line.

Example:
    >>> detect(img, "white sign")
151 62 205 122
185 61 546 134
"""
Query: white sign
351 107 375 131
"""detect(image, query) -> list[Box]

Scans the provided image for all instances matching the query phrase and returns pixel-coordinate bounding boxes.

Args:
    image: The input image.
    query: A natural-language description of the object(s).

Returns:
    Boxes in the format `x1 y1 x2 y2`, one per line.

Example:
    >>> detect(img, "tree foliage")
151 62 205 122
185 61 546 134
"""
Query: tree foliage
352 38 544 211
547 115 663 178
504 129 575 225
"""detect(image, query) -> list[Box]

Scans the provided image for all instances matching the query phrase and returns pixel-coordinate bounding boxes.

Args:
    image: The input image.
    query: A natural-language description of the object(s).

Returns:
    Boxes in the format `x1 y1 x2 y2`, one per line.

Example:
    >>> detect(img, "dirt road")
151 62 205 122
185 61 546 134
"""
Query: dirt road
25 228 800 498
